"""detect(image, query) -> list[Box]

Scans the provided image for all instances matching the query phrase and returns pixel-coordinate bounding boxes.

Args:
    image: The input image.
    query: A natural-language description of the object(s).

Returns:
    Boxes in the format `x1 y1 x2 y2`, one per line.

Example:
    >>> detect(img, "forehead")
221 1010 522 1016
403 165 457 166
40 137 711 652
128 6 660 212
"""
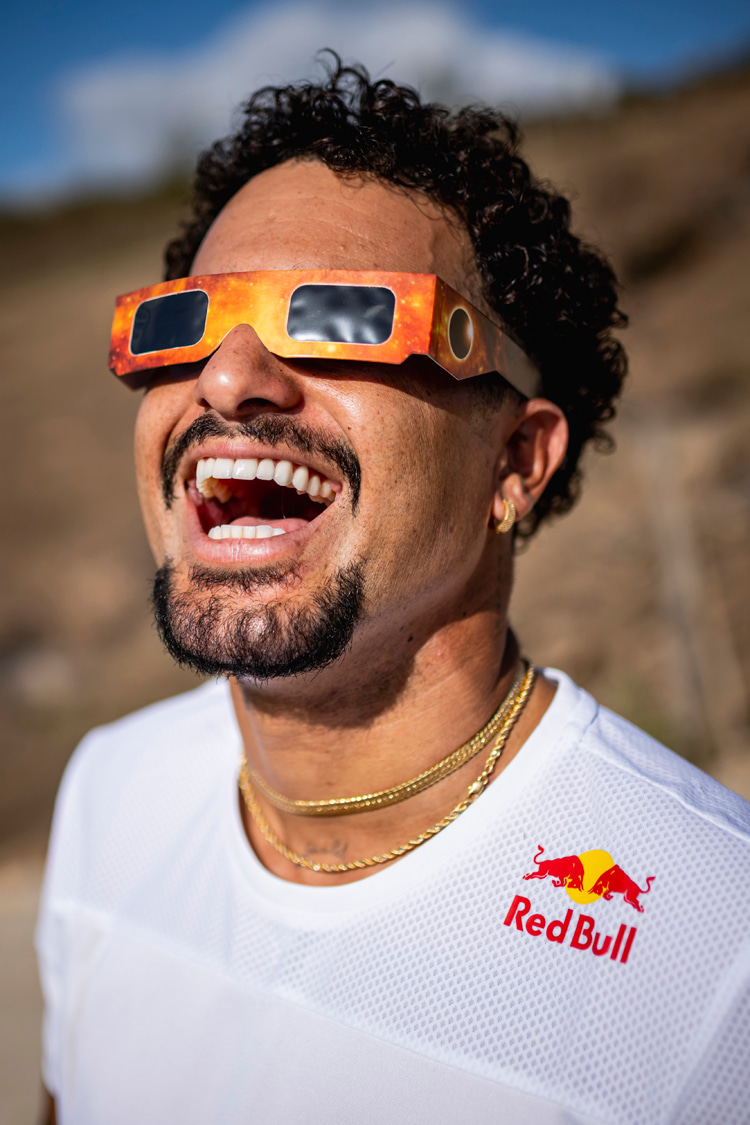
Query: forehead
191 160 481 299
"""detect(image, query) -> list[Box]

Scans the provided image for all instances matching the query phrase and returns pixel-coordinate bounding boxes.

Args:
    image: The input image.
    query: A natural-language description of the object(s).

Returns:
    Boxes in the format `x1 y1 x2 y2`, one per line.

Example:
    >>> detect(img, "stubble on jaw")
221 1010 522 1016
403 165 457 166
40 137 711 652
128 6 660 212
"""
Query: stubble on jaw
151 556 366 680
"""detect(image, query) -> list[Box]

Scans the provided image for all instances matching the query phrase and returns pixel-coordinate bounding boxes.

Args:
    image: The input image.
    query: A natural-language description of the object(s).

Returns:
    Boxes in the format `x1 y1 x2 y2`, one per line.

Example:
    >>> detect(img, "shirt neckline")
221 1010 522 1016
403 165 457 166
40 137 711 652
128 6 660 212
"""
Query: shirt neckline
222 668 594 916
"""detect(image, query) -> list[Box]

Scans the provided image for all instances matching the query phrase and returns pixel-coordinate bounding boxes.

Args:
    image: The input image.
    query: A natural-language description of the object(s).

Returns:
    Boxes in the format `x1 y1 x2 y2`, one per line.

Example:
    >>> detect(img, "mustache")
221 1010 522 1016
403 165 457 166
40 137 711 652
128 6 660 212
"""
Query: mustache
161 413 361 510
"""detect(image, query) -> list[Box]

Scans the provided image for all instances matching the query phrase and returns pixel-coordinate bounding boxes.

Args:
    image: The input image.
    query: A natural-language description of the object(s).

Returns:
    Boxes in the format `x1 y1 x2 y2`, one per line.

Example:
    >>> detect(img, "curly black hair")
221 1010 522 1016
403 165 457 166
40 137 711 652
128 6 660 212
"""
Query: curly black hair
165 54 627 538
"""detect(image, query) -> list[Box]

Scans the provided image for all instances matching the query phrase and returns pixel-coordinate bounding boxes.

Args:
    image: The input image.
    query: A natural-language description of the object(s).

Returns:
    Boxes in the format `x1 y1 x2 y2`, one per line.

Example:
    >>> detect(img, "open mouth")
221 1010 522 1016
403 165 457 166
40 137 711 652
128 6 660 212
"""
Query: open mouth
189 455 339 541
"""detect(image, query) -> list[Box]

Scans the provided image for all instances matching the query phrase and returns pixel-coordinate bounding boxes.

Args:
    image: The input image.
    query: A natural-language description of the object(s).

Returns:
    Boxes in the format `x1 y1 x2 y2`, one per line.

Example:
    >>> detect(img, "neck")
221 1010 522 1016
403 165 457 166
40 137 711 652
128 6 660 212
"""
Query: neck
231 608 553 885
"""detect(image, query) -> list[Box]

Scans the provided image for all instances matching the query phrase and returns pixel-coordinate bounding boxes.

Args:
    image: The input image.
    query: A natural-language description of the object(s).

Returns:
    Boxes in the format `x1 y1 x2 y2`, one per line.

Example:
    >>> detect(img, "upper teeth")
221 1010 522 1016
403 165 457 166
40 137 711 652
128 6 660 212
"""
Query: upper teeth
195 457 335 503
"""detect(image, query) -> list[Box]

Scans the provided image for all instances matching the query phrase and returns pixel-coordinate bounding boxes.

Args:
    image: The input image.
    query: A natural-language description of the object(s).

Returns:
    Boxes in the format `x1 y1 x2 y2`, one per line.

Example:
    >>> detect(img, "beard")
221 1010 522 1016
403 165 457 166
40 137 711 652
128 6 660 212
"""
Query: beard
152 556 365 680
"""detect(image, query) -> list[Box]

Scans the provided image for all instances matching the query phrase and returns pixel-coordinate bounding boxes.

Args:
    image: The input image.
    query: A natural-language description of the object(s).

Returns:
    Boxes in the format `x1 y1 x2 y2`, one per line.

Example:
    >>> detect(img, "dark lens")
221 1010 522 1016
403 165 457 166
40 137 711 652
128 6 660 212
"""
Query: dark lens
130 290 209 355
287 285 395 345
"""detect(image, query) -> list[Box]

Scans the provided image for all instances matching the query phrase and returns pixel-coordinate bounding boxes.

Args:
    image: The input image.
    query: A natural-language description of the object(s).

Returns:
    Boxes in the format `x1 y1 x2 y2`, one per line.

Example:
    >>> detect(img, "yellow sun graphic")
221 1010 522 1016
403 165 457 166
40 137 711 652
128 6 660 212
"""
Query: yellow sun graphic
566 849 614 904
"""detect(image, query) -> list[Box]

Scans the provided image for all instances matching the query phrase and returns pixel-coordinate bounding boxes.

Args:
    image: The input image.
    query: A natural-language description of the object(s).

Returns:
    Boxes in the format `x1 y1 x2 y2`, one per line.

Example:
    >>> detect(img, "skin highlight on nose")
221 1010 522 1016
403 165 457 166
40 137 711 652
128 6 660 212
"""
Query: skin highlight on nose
191 324 304 417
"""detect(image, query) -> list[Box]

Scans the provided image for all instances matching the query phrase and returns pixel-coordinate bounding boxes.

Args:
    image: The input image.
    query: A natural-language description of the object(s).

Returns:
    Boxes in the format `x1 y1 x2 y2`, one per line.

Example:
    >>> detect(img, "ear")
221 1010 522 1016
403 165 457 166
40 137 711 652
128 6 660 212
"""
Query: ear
491 399 569 525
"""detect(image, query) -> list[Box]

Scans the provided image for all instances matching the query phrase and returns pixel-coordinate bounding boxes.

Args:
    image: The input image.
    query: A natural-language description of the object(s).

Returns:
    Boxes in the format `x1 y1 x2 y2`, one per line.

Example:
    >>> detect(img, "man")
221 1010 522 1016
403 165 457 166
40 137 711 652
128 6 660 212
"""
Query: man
37 59 750 1124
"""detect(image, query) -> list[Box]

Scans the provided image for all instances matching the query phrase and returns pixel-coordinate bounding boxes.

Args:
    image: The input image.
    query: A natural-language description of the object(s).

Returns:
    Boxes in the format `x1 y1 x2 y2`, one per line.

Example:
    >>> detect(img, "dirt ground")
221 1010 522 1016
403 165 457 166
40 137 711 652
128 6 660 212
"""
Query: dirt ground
1 64 749 1123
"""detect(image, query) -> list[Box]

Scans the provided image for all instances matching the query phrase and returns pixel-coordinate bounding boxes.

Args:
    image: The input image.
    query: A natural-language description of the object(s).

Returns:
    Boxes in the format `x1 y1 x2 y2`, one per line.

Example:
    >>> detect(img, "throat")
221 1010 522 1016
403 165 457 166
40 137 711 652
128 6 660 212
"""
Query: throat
229 635 530 885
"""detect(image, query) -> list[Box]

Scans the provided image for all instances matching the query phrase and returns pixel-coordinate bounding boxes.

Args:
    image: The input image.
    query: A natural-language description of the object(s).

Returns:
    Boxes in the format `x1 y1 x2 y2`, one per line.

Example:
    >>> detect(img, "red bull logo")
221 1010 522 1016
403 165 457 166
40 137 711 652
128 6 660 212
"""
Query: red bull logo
502 845 656 966
523 845 655 912
522 846 585 892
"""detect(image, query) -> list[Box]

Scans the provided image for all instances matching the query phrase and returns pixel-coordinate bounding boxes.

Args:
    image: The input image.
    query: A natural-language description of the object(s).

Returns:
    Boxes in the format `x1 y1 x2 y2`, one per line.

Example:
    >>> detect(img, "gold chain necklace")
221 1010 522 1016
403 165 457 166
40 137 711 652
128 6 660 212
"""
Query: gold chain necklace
245 661 527 817
238 661 535 874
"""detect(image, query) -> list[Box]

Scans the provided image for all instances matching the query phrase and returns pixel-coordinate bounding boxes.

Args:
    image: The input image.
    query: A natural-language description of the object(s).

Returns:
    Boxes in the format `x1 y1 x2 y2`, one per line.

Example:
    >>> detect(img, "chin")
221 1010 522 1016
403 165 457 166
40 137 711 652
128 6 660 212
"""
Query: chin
151 557 365 679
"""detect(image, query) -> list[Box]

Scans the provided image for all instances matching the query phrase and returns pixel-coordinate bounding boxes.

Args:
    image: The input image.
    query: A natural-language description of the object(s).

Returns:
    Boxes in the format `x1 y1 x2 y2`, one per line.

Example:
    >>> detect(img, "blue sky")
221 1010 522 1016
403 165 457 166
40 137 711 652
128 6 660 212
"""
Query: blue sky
4 0 750 203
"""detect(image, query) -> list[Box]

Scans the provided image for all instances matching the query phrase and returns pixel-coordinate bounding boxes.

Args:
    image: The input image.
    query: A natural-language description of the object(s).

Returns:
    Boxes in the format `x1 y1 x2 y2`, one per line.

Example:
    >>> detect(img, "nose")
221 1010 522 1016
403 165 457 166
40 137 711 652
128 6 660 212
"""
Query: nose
192 324 303 419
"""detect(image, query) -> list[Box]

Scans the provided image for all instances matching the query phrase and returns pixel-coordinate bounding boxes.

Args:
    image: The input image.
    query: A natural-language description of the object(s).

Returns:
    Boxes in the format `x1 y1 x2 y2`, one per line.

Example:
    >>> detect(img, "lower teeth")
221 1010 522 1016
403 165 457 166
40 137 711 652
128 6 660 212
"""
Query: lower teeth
208 525 287 540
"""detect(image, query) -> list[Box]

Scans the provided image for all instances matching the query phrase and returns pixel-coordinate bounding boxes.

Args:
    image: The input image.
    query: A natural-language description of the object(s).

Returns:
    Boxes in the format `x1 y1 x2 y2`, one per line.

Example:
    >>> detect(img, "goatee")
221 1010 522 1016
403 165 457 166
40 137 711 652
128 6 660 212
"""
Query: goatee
152 558 365 679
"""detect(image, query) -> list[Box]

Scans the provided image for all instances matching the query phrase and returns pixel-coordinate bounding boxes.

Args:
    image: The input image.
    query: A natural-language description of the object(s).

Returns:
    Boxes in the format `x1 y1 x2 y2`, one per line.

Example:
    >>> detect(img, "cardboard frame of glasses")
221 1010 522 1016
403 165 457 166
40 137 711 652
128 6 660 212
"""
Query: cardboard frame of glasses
109 270 540 397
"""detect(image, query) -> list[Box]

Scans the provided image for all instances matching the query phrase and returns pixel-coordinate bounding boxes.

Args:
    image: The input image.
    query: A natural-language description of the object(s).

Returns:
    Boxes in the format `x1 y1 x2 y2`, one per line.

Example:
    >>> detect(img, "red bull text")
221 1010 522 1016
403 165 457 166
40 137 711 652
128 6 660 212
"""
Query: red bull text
504 895 637 963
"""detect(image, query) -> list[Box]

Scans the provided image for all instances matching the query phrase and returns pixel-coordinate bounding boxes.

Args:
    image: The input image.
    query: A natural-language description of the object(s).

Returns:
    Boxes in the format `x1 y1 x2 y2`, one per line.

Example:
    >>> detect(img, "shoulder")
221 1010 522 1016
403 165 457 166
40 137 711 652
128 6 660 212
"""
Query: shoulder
78 675 233 753
534 669 750 917
545 668 750 838
40 679 238 905
579 680 750 844
64 677 234 794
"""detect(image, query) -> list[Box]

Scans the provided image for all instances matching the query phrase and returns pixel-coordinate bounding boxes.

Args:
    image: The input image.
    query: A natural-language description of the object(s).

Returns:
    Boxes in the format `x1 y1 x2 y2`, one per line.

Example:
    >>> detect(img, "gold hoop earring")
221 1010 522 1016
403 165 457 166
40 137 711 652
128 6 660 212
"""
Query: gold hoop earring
492 499 516 534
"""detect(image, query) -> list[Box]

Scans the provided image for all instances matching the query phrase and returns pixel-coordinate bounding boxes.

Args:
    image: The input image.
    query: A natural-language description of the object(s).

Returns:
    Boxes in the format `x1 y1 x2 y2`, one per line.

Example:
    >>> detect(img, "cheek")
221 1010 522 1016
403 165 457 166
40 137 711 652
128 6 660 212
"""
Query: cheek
405 424 487 546
134 395 165 497
134 387 189 558
356 394 493 573
133 399 165 558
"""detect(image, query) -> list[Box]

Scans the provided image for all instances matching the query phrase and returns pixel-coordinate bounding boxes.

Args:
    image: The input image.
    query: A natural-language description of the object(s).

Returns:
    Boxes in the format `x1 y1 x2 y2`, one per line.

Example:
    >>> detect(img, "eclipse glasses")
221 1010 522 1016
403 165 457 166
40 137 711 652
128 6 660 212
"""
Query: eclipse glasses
109 270 540 397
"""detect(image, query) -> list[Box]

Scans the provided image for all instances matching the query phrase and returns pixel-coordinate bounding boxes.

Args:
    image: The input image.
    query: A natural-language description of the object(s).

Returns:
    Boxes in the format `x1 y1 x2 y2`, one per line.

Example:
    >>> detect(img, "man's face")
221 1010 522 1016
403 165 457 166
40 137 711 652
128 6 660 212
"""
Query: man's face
135 160 517 682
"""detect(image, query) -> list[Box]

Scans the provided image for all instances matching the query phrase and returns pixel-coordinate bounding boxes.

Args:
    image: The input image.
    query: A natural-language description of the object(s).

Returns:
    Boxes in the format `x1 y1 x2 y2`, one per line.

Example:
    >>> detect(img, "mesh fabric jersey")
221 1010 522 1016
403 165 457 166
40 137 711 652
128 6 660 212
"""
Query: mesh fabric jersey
36 671 750 1124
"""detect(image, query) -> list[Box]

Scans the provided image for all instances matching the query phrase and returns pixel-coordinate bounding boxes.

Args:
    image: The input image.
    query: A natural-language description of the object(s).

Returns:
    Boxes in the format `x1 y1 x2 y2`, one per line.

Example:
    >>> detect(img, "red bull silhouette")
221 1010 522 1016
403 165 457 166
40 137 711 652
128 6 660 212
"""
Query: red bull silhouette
523 845 585 892
588 865 655 913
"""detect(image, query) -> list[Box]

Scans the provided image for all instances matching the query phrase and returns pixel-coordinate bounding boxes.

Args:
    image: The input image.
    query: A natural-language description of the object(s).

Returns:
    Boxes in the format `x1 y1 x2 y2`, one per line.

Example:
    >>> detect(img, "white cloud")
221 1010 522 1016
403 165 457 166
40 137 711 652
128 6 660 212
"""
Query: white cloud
57 1 618 192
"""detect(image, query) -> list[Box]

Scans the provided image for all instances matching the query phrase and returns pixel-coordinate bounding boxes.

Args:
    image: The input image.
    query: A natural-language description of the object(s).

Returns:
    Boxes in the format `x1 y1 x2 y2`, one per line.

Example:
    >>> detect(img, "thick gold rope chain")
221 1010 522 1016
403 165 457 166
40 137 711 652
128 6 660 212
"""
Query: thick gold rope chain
238 662 535 874
245 661 527 817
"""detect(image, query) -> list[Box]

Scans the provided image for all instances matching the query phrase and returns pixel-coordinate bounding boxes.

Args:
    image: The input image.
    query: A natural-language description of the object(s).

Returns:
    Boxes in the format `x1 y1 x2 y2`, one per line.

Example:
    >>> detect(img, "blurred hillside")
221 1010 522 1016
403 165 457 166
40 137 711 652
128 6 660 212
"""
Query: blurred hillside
2 64 749 856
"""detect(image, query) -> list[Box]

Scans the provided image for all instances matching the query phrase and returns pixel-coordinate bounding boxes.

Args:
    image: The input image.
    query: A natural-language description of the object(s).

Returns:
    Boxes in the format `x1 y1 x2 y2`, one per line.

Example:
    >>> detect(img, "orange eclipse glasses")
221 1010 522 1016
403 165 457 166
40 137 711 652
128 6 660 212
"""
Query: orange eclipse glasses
109 270 540 397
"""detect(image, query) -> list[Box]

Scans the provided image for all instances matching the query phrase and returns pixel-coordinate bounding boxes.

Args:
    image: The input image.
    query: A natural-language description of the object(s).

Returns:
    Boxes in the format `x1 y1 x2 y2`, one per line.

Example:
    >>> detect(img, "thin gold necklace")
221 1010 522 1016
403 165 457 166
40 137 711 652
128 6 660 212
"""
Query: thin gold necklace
245 661 527 817
238 661 535 874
